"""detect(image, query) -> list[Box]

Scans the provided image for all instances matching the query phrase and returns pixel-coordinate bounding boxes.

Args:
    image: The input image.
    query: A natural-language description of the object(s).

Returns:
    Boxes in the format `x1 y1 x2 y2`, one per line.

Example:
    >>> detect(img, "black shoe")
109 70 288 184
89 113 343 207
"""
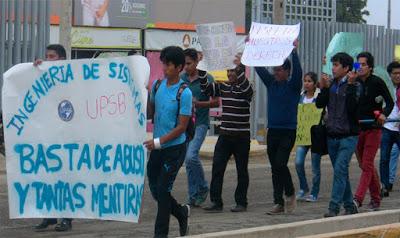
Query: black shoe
230 204 247 212
323 210 338 218
55 219 72 232
34 218 57 231
178 205 190 236
388 183 393 192
203 203 223 213
381 188 389 198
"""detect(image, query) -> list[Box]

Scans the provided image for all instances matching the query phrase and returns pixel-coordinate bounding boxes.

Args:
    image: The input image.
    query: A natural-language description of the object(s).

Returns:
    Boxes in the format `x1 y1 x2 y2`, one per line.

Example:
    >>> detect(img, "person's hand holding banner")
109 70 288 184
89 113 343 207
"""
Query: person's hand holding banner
241 22 301 67
234 52 243 66
293 38 299 50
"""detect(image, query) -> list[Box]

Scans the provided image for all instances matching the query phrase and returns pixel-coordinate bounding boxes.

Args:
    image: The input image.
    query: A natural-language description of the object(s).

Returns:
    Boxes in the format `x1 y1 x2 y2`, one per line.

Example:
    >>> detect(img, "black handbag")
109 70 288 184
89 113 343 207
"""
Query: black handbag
310 108 328 155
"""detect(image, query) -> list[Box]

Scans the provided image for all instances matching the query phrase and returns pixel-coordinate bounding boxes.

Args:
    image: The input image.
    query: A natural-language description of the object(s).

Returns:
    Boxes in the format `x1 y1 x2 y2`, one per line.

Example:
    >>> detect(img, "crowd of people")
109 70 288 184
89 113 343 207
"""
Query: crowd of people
145 42 400 237
25 43 400 238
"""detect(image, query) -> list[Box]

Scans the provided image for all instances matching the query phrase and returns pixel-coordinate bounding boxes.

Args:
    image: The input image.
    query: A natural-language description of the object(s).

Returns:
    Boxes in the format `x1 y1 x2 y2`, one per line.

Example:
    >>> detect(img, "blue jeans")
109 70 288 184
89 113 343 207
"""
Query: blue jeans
390 144 399 184
295 146 322 197
327 136 358 214
185 124 209 201
379 128 400 189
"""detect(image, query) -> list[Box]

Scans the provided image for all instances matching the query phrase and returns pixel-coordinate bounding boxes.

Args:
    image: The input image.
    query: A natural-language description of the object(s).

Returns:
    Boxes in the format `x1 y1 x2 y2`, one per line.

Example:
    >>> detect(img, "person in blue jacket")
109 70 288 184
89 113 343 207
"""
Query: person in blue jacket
255 39 302 215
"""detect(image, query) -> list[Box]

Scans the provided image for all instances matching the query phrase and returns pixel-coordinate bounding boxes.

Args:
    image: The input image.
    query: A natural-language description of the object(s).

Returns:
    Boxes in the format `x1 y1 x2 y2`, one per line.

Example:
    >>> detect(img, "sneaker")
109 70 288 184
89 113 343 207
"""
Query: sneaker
203 203 223 213
285 195 297 213
305 194 318 202
366 201 380 211
34 218 57 231
178 205 190 236
194 189 209 207
352 199 360 213
54 219 72 232
323 210 338 218
296 190 307 201
230 204 247 212
266 204 284 215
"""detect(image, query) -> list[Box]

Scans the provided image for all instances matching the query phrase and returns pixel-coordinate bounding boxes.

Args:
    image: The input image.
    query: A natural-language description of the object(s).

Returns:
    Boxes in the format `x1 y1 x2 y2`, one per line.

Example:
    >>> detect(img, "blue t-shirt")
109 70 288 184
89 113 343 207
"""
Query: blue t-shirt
151 79 192 148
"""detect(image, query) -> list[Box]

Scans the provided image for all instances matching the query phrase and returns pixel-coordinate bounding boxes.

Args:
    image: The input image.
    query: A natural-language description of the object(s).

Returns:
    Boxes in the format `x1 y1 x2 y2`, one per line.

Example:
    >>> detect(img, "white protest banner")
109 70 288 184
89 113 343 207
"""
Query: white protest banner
2 56 150 223
241 22 300 67
196 21 237 71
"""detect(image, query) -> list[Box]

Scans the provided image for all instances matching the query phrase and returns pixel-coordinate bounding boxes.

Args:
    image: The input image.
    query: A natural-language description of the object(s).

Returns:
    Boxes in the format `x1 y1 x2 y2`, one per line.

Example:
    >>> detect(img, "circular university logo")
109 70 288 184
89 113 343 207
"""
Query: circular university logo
58 100 74 122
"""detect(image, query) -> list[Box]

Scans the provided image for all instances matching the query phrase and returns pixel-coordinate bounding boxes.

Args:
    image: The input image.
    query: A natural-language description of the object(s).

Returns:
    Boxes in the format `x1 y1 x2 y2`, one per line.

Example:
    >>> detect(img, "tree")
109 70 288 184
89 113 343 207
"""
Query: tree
336 0 370 23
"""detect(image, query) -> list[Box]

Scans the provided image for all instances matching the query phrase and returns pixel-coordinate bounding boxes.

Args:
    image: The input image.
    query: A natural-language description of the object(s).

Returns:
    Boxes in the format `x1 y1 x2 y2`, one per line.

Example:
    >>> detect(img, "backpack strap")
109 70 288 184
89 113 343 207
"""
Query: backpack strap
149 79 163 123
175 83 189 126
176 83 188 102
153 79 162 95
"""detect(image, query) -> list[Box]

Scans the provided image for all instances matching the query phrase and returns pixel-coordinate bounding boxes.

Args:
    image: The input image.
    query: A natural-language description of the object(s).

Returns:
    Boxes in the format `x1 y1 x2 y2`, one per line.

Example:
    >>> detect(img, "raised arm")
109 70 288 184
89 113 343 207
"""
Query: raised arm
255 66 274 88
194 74 220 108
199 70 221 97
288 50 303 91
235 64 253 100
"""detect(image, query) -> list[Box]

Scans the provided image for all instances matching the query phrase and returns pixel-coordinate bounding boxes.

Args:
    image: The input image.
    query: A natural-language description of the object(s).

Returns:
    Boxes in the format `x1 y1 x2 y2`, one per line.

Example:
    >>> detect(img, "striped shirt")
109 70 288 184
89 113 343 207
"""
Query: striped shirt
199 64 253 137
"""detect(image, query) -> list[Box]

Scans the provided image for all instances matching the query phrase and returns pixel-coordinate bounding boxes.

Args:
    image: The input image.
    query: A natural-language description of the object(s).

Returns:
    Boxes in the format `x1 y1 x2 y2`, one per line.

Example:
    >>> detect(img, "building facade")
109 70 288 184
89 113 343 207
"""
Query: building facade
262 0 336 22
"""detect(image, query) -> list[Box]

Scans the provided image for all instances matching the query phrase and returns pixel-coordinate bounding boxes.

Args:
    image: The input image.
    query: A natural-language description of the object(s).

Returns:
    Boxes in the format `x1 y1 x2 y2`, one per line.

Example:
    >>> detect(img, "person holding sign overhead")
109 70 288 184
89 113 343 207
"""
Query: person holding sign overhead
200 53 253 213
32 44 73 232
254 39 302 215
144 46 192 238
316 52 361 217
295 72 322 202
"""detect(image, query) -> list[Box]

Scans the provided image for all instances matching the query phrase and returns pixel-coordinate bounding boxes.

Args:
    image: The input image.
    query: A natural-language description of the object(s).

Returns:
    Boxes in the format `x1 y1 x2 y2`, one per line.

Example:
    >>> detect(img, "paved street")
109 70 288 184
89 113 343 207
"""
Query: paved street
1 153 400 237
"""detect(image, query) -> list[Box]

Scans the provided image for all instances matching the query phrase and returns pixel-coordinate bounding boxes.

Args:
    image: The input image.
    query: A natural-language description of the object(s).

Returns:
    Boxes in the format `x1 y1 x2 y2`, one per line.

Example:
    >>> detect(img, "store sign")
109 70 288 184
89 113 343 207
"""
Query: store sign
50 26 141 49
145 29 245 52
71 27 141 49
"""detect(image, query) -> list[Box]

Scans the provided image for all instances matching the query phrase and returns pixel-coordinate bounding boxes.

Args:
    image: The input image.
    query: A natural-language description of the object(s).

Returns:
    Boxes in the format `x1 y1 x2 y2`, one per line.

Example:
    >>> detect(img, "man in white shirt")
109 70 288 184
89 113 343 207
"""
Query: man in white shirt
380 61 400 198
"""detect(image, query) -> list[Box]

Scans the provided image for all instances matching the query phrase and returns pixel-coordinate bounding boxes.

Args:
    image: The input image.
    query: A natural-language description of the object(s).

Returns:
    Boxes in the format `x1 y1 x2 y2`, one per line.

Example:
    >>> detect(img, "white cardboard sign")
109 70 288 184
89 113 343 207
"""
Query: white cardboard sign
2 56 150 223
241 22 300 66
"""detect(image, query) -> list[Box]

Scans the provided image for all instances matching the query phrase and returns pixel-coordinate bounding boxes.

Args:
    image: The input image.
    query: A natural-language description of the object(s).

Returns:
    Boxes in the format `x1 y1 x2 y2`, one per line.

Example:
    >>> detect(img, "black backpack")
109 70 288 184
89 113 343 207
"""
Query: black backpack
151 80 195 142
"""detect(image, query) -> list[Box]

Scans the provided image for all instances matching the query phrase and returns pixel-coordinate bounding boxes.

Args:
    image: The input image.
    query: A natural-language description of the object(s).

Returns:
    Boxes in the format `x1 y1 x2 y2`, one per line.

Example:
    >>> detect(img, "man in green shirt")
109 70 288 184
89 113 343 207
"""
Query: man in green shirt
181 48 220 206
